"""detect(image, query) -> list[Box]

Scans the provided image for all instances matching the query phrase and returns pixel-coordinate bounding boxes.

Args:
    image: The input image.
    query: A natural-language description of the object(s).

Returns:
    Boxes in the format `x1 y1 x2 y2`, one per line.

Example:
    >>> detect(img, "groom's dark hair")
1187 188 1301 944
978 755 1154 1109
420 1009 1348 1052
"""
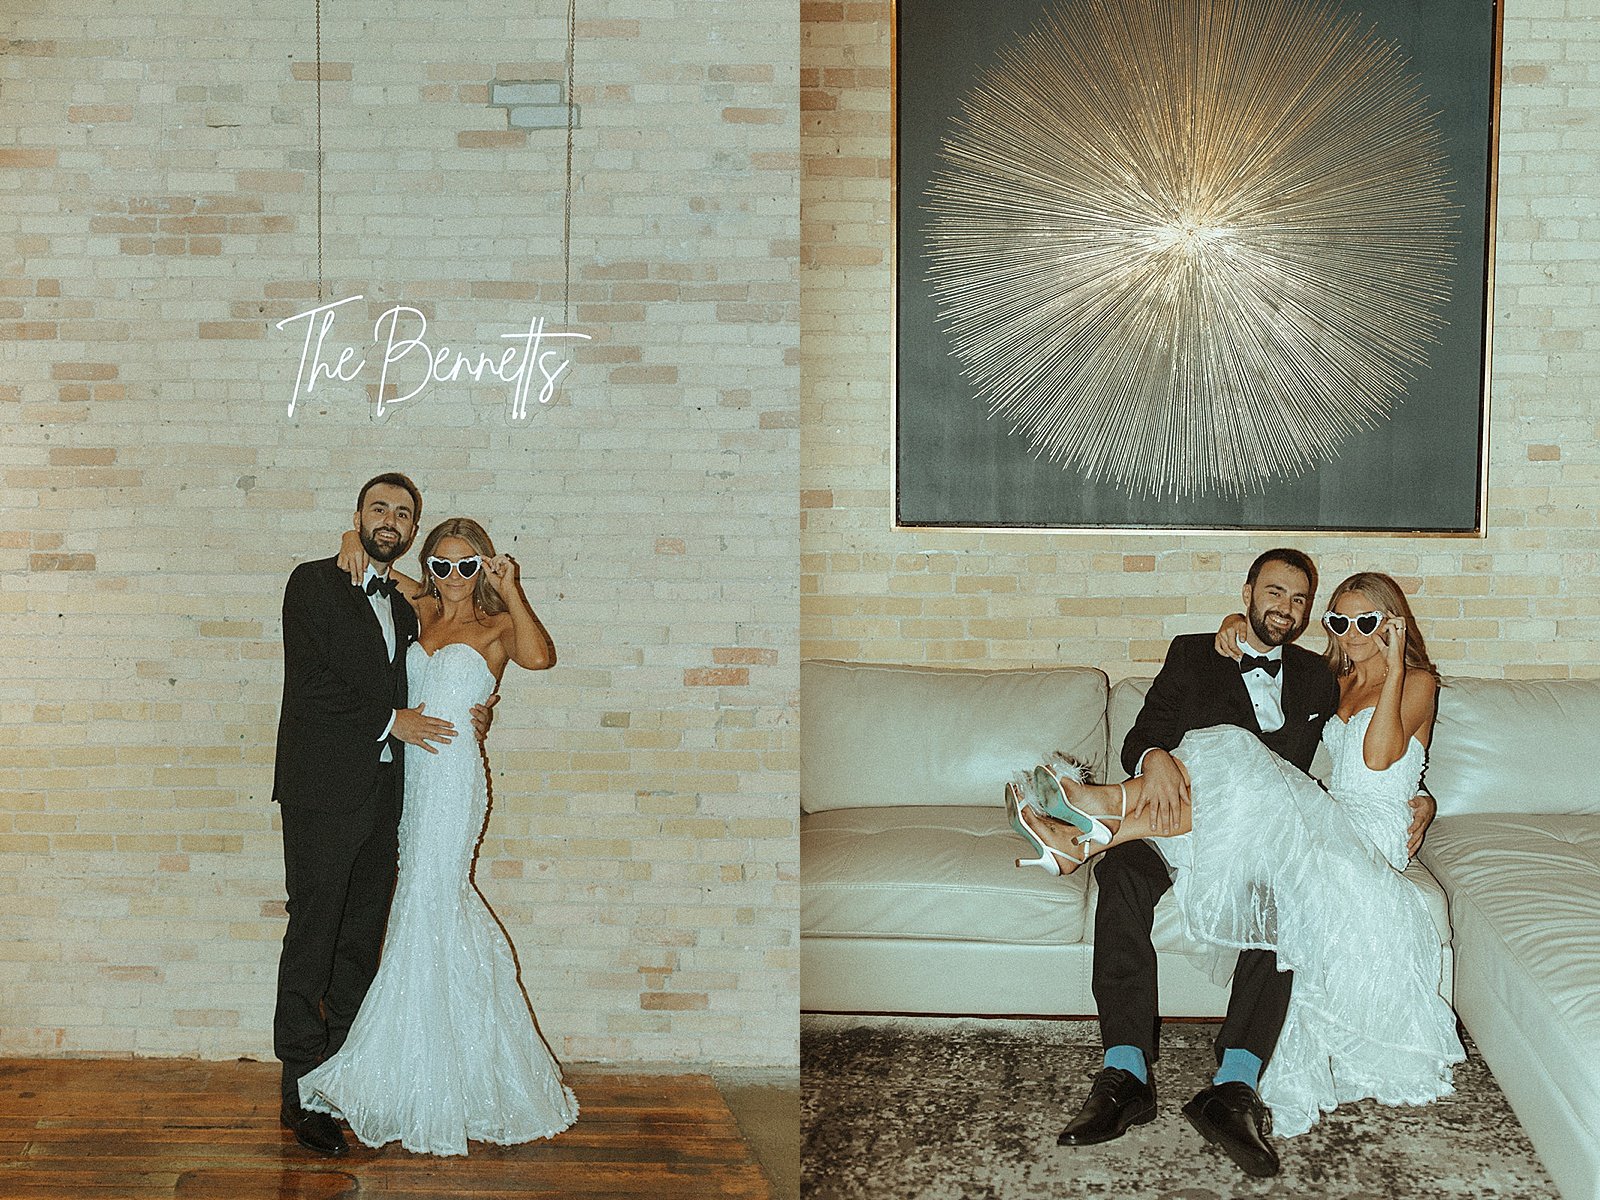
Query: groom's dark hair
1246 547 1317 594
356 472 422 520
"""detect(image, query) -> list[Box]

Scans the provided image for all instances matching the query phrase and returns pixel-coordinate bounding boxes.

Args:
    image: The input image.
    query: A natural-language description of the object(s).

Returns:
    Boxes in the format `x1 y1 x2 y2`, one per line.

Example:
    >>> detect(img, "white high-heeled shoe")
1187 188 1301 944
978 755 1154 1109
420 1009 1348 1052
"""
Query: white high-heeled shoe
1033 765 1127 849
1005 780 1085 876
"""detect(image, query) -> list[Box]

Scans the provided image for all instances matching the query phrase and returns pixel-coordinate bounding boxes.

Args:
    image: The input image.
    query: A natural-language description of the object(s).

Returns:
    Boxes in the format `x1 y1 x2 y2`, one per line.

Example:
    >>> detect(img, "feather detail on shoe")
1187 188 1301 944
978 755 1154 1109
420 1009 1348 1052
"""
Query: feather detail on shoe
1047 751 1096 785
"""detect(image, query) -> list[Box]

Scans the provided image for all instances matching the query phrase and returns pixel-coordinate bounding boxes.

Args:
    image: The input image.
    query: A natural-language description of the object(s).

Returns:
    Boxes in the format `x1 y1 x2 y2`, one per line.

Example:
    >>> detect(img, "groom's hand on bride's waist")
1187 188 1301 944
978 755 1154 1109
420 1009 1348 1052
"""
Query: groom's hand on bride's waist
469 693 498 742
393 703 456 753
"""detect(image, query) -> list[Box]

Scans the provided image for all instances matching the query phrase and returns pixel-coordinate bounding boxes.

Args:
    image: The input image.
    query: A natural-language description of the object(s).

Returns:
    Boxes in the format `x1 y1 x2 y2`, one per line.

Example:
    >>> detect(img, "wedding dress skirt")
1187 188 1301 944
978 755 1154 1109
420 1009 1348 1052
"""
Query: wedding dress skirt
1159 711 1463 1136
300 641 578 1155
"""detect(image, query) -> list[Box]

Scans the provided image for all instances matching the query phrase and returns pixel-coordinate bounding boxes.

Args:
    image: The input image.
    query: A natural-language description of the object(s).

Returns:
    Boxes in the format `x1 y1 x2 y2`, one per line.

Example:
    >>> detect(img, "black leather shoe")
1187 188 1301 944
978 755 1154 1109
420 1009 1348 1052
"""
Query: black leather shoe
1057 1066 1157 1145
281 1100 348 1156
1181 1081 1278 1177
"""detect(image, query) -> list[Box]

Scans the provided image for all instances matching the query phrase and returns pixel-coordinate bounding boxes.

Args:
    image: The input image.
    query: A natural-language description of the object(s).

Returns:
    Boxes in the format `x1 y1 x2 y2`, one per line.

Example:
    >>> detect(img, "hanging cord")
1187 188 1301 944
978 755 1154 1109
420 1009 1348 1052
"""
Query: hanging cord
314 0 324 300
563 0 576 324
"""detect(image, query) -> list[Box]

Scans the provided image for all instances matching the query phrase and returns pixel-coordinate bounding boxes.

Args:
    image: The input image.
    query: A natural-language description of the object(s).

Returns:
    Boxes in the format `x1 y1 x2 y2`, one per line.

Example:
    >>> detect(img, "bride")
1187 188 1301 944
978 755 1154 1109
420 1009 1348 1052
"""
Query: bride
1009 571 1463 1137
298 517 579 1156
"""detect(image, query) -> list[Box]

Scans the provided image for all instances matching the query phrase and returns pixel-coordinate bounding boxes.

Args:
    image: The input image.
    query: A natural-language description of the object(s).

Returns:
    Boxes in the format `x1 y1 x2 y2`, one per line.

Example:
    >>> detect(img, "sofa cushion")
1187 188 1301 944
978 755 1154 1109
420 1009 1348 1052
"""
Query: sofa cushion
800 807 1090 945
801 660 1108 812
1424 677 1600 817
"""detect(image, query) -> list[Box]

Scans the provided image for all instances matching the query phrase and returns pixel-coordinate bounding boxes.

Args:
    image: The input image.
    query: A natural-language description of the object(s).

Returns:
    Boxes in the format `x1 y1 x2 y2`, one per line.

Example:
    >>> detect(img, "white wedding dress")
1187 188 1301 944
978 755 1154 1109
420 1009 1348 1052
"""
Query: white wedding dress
299 641 578 1156
1158 709 1464 1136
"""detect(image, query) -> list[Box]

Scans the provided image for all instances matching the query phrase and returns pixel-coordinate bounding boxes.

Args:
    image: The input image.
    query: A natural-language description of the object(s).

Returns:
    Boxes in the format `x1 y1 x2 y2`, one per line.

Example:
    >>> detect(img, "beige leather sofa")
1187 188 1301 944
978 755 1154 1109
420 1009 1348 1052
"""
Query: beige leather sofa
1414 677 1600 1200
801 661 1599 1199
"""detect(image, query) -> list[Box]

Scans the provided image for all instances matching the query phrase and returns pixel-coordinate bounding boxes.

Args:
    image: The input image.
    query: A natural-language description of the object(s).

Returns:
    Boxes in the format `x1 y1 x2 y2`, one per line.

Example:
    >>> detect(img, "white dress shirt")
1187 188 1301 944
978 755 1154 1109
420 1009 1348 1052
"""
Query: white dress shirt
363 565 398 759
1237 635 1285 734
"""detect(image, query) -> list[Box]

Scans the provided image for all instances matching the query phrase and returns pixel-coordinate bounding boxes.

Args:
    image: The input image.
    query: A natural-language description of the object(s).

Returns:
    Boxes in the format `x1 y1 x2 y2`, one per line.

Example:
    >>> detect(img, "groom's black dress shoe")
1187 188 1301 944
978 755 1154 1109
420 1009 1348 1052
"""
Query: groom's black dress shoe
1181 1081 1278 1177
1057 1066 1157 1145
281 1099 348 1156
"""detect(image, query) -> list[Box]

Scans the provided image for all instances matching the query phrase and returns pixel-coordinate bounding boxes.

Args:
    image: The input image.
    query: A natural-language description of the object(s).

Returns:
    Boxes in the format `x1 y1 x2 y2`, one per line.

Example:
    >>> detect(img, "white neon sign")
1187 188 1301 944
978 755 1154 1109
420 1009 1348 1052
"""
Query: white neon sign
276 296 592 419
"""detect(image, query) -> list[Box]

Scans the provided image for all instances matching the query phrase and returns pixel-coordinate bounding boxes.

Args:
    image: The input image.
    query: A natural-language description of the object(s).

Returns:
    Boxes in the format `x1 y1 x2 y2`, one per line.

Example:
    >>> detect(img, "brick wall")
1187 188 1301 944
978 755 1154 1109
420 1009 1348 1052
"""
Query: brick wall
801 1 1600 680
1 2 798 1066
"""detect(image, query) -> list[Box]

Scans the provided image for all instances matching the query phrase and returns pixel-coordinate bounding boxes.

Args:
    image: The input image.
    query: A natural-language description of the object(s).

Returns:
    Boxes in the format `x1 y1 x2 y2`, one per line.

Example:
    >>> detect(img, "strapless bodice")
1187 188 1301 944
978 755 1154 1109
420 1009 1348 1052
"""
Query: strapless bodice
1323 706 1424 795
407 642 495 742
1321 706 1424 870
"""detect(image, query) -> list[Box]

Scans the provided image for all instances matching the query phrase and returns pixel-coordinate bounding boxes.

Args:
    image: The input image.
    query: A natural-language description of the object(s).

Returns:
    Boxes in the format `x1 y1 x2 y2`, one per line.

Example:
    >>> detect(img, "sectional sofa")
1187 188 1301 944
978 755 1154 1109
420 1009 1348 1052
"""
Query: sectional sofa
799 659 1600 1199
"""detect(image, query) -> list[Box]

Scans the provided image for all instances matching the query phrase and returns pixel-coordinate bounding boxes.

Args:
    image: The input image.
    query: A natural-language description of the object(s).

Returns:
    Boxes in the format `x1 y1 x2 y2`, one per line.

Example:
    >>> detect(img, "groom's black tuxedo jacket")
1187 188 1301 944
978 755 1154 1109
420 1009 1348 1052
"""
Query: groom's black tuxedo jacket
1121 633 1339 779
272 556 418 811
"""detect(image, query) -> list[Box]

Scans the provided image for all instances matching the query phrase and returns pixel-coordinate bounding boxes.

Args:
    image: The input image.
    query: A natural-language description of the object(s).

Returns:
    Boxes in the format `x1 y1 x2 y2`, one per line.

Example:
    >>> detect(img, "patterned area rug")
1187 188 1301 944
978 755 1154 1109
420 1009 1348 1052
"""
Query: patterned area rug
802 1016 1557 1200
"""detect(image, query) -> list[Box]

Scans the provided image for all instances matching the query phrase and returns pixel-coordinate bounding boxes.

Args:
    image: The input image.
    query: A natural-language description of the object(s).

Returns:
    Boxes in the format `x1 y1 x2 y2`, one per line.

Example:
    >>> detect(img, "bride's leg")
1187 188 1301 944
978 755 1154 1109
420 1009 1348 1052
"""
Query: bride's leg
1058 758 1192 823
1090 801 1193 851
1020 772 1194 874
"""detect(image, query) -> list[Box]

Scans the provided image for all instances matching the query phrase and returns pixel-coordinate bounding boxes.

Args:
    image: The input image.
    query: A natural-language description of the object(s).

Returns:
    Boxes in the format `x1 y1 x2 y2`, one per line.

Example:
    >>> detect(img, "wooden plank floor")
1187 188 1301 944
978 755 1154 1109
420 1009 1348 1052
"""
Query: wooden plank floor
0 1059 772 1199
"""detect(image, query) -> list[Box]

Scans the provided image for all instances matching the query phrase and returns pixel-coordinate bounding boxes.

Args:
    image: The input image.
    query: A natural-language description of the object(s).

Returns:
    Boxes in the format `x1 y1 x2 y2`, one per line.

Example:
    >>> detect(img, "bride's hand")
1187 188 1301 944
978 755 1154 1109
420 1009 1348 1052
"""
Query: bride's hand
1214 612 1248 660
1379 615 1406 670
338 529 369 584
482 553 518 597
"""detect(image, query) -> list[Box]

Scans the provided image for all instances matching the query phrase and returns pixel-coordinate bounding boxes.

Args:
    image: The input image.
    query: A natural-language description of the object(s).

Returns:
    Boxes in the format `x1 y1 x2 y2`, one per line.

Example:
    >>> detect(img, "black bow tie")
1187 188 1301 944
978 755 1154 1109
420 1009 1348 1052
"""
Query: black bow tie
364 575 398 599
1240 654 1281 678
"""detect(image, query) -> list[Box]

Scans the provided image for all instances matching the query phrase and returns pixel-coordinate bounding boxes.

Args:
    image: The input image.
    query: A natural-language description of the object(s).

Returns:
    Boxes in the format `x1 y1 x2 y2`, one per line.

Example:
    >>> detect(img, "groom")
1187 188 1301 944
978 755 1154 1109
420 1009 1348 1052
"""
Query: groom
1058 548 1434 1177
271 473 460 1155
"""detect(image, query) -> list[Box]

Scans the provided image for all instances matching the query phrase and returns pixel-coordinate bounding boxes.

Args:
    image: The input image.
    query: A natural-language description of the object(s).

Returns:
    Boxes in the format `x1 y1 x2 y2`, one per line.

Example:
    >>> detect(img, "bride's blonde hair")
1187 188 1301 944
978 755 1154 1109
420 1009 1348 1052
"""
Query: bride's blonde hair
417 517 506 617
1322 571 1439 682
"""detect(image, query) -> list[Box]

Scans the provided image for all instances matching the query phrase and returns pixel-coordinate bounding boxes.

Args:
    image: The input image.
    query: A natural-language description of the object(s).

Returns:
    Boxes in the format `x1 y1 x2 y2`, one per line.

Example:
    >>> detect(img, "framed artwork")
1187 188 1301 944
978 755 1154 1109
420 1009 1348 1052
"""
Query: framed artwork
894 0 1503 533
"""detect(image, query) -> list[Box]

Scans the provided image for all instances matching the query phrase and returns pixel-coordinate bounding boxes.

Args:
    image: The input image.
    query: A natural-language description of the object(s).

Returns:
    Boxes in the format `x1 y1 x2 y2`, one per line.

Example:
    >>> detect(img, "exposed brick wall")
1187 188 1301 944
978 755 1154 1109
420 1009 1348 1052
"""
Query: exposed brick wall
801 1 1600 680
2 2 798 1067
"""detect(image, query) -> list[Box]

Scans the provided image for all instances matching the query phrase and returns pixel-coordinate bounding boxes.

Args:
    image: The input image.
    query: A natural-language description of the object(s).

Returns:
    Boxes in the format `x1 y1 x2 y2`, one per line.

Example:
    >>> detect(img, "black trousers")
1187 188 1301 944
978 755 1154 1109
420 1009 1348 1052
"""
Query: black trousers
273 764 400 1105
1091 839 1292 1067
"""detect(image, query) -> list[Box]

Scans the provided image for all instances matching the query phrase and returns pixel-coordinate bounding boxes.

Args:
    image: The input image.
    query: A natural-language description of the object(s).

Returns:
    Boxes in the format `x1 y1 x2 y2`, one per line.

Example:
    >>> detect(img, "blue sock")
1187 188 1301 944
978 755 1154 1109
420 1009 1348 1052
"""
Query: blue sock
1103 1044 1148 1083
1213 1048 1263 1089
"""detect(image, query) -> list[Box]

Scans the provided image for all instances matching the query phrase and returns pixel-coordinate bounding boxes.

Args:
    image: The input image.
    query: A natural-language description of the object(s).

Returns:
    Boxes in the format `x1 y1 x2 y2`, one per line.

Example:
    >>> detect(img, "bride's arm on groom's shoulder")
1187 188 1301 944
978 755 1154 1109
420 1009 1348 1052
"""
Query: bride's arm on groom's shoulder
1213 612 1247 659
336 529 368 583
336 529 420 598
484 554 555 672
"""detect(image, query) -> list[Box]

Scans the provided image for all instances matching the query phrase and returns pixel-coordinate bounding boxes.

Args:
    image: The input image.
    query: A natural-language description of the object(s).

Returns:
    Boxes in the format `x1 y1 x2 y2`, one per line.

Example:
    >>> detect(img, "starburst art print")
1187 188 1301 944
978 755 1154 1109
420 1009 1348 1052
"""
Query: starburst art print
894 0 1498 530
922 0 1456 500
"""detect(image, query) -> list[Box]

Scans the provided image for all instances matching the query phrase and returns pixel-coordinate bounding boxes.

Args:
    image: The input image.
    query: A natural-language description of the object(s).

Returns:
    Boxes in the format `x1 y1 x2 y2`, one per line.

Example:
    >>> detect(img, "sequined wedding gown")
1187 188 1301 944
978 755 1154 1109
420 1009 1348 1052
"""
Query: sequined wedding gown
1159 709 1464 1136
300 641 578 1156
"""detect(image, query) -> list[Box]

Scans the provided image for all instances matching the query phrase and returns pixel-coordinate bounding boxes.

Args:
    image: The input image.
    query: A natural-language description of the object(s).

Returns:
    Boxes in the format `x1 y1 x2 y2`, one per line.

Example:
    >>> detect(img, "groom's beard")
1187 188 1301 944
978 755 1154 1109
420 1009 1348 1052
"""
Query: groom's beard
1248 604 1307 648
360 526 412 564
